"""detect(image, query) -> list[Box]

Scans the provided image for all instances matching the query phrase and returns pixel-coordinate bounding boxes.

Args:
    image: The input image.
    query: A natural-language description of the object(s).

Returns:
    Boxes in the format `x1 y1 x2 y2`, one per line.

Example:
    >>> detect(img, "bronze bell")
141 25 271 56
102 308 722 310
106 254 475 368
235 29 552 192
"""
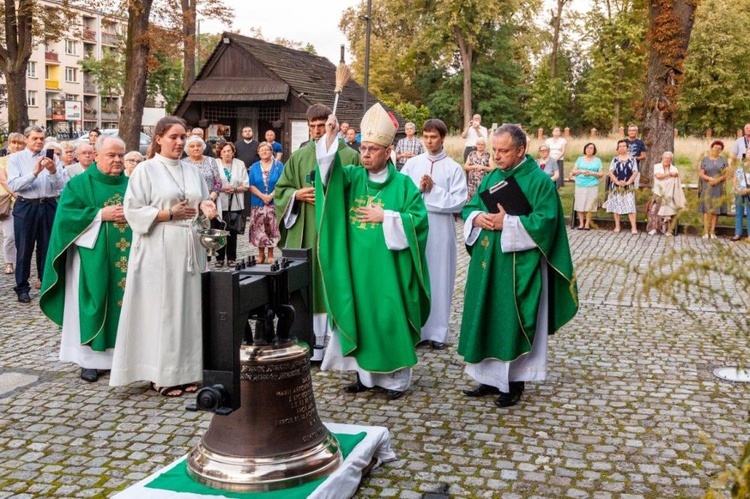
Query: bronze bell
187 341 342 492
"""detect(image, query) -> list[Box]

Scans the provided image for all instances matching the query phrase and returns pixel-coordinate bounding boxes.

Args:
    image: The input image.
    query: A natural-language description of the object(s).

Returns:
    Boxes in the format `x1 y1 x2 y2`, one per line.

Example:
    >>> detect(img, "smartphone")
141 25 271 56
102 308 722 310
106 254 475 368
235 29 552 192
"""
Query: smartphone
45 148 55 160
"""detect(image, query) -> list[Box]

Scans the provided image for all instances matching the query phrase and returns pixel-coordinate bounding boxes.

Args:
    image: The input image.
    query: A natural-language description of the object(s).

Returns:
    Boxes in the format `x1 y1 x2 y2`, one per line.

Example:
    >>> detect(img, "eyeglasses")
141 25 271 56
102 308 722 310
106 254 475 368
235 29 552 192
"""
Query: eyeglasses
359 146 386 155
125 159 139 163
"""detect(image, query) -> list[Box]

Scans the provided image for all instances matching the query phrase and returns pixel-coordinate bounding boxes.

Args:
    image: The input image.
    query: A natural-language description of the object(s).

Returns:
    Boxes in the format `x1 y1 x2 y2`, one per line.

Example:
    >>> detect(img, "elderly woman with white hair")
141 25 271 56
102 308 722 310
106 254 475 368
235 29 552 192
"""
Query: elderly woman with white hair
123 151 144 177
463 136 492 200
58 141 76 168
182 135 221 209
648 151 686 236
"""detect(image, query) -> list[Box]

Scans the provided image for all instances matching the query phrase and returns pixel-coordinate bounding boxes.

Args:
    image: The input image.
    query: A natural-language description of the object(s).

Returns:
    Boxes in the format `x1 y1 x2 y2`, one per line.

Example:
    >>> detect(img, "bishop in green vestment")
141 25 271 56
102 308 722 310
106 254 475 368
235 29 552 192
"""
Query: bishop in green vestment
274 104 360 360
40 137 132 382
315 104 430 400
459 125 578 408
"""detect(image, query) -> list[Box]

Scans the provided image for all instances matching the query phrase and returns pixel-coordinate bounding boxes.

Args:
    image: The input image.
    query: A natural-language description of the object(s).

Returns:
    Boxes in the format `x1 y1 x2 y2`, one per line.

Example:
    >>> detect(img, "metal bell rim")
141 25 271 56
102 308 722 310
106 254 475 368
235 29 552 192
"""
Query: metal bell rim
187 432 342 492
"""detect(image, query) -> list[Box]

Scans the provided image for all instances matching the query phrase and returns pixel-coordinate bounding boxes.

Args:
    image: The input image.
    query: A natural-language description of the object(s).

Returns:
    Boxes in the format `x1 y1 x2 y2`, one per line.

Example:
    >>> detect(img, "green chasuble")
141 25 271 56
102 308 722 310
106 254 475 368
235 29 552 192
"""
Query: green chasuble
458 154 578 364
40 166 132 352
316 156 431 373
275 139 360 313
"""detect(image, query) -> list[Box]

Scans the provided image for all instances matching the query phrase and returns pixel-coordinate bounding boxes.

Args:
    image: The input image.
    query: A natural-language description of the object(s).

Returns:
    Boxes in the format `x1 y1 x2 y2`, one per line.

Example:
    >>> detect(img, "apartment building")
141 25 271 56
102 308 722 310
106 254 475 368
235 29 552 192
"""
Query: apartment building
0 3 125 137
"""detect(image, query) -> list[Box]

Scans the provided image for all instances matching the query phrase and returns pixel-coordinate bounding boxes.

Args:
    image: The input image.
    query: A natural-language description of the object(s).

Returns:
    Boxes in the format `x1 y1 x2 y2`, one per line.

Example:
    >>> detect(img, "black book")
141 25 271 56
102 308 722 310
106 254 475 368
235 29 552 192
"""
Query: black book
479 175 532 216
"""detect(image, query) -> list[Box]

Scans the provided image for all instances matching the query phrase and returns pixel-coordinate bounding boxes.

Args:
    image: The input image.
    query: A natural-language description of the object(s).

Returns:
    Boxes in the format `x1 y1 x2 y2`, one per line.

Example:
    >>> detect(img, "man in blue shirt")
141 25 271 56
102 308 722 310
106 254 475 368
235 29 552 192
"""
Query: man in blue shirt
264 129 283 162
624 125 646 188
7 125 67 303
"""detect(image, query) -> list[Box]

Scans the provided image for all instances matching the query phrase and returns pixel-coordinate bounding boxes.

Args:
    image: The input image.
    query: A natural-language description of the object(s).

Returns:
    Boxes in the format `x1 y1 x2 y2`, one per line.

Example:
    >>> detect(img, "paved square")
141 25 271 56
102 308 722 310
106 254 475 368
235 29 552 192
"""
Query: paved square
0 223 748 498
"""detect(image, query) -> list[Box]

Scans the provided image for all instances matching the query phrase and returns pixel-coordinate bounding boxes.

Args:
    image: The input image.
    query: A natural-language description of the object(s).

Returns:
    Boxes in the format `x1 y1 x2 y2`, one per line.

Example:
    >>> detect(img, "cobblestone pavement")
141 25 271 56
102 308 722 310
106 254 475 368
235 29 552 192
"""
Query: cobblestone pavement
0 222 749 498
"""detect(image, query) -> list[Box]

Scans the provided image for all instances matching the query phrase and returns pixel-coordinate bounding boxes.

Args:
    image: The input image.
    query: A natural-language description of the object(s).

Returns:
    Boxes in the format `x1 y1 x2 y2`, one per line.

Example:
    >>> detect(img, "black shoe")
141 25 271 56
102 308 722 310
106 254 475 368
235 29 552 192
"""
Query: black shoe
494 391 522 407
463 384 500 397
429 341 446 350
81 368 99 382
494 382 525 407
385 389 404 400
343 377 370 394
17 292 31 303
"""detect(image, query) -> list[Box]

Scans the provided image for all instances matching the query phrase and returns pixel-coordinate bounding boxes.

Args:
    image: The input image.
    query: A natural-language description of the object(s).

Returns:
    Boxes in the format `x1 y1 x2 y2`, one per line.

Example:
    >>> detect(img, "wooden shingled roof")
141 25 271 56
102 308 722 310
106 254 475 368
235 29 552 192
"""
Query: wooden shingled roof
178 32 403 132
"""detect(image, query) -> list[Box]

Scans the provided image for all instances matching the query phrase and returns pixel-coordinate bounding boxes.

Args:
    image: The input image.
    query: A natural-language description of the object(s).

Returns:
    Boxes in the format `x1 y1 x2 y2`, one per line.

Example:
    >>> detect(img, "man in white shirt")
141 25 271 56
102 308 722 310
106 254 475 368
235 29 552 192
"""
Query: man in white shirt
7 125 68 303
461 114 488 162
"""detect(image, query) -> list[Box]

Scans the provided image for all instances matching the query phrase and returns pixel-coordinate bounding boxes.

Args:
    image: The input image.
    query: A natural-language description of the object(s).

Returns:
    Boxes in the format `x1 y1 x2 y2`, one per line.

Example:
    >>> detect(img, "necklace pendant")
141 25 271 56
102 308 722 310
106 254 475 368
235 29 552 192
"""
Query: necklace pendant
178 194 186 201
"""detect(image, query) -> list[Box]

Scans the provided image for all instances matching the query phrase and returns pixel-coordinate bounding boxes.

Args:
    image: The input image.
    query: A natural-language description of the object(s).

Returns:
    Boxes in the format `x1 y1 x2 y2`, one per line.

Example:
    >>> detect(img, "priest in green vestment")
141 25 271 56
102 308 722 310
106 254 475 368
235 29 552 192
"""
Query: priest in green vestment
40 137 132 383
315 103 430 401
459 124 578 408
274 103 361 361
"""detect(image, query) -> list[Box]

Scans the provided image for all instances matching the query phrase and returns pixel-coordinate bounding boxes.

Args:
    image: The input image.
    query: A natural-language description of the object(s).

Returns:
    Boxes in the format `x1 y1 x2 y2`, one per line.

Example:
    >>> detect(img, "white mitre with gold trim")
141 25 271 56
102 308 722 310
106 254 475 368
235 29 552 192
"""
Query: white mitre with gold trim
359 103 397 147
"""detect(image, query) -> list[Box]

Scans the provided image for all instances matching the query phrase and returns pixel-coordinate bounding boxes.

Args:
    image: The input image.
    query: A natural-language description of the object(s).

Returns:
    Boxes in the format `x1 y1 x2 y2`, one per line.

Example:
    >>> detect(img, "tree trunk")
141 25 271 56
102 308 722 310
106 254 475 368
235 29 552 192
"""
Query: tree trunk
181 0 197 91
641 0 697 187
120 0 154 152
4 68 29 133
550 0 568 79
612 100 620 135
455 27 473 126
0 0 33 132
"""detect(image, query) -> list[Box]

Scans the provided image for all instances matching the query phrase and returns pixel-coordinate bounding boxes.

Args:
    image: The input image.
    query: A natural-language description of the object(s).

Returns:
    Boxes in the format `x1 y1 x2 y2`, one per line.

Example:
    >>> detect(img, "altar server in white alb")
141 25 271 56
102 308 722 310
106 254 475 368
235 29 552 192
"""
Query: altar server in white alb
401 118 467 349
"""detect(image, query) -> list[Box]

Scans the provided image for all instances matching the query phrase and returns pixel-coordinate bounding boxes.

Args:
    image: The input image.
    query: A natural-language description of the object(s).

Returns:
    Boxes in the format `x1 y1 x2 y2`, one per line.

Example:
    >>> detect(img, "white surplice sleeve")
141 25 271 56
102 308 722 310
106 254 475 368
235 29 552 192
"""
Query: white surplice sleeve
423 165 467 214
383 211 408 250
124 165 159 235
464 211 483 246
500 215 536 253
315 137 337 185
74 211 103 249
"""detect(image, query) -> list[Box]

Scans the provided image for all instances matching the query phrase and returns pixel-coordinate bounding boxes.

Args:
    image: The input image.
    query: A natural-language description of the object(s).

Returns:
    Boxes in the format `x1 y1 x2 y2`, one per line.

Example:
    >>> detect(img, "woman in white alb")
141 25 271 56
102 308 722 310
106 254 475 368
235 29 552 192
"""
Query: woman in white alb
110 116 217 397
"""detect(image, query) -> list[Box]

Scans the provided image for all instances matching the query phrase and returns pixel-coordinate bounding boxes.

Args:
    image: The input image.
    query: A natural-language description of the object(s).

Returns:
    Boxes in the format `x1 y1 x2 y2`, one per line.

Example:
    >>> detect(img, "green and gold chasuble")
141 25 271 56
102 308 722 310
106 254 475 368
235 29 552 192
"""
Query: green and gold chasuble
316 157 430 373
40 166 132 352
275 139 360 313
458 154 578 364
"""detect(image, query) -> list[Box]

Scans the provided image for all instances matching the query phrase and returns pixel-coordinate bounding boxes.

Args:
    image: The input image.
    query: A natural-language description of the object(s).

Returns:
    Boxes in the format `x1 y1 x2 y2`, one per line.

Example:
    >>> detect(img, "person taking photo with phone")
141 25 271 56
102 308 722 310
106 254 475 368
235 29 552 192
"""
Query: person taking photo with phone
7 125 68 303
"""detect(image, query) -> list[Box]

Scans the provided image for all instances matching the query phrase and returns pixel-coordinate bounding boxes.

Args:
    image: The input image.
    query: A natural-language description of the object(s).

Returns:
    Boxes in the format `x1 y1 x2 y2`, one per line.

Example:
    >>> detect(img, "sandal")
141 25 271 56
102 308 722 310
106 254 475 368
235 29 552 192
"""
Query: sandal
256 255 265 264
151 382 184 397
731 235 742 241
228 260 235 268
215 260 225 268
266 257 275 265
182 383 199 393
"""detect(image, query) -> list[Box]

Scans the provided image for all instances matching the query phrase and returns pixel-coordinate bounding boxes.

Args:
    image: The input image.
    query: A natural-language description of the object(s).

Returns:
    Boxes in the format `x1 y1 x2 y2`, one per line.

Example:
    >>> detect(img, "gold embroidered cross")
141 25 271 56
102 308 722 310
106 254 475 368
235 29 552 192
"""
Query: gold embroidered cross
481 236 489 249
115 257 128 274
117 278 126 290
115 222 127 233
115 238 130 252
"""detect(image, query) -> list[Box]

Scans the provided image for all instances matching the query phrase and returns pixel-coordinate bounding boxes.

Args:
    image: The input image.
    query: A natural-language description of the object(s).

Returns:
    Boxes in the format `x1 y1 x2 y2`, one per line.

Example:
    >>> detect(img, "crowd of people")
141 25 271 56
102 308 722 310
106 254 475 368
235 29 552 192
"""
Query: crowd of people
2 108 749 408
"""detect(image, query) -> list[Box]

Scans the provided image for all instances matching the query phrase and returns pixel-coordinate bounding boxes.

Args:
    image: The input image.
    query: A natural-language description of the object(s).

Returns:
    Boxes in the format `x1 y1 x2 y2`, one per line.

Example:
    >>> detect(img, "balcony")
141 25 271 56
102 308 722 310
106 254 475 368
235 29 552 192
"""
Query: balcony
83 81 97 94
101 111 119 121
82 28 97 42
84 109 97 119
45 51 59 63
102 32 119 45
45 79 61 90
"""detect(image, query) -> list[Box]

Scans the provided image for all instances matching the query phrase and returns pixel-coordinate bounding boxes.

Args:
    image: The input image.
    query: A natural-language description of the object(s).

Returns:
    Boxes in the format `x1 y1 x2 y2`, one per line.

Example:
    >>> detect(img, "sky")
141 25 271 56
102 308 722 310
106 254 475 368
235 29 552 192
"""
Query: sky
199 1 361 65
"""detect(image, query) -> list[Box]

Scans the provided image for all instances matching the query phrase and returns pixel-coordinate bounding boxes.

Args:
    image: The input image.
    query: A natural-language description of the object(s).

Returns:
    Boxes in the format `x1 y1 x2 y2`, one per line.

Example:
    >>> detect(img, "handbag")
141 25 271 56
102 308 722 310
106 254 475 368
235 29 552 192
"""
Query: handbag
0 193 12 221
225 193 246 234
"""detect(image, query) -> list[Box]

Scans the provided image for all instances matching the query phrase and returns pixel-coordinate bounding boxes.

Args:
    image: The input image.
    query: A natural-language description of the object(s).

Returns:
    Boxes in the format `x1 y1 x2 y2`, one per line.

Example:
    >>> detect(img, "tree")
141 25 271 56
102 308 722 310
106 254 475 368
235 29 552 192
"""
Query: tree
678 0 750 137
0 0 74 132
577 0 647 134
339 0 532 126
81 50 125 100
640 0 698 185
119 0 154 152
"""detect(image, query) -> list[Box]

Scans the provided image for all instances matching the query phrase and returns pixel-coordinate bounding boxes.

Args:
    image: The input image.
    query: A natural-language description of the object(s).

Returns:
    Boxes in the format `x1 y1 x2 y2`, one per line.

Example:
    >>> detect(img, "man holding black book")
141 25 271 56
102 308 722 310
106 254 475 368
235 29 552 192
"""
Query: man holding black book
458 124 578 408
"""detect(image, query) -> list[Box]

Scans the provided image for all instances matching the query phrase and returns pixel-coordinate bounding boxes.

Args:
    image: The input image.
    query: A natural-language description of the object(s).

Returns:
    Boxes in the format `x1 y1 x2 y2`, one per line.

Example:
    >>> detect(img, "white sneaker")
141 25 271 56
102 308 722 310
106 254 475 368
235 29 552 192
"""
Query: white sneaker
702 234 709 239
665 232 673 237
648 229 657 236
709 234 717 240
